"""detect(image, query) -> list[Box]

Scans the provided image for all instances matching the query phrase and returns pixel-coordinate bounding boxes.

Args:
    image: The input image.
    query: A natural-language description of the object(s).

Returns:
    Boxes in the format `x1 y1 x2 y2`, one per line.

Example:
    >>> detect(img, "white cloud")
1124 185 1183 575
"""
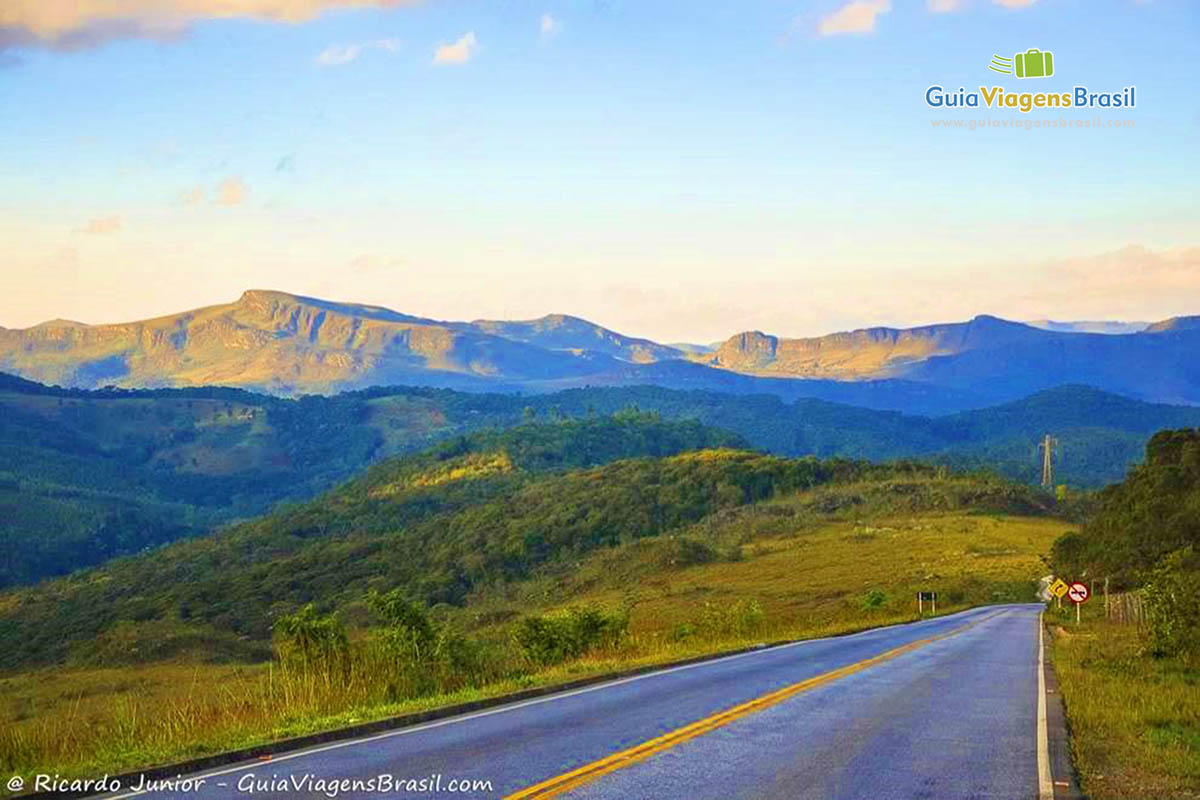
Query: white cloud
315 38 398 66
181 185 206 206
215 177 248 207
1032 245 1200 315
817 0 892 36
79 215 122 235
433 31 478 65
929 0 1041 12
0 1 420 53
540 14 561 38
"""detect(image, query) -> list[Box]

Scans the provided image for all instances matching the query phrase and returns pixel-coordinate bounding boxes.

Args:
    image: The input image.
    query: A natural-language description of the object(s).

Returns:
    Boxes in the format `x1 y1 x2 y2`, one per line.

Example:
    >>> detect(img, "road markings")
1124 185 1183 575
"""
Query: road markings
106 608 995 799
506 610 1006 800
1037 611 1054 800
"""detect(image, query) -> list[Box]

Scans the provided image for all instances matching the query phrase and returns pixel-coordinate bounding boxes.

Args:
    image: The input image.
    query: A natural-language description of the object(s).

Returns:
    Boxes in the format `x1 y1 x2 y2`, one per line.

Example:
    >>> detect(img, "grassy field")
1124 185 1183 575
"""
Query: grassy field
457 497 1067 640
1048 606 1200 800
0 487 1068 790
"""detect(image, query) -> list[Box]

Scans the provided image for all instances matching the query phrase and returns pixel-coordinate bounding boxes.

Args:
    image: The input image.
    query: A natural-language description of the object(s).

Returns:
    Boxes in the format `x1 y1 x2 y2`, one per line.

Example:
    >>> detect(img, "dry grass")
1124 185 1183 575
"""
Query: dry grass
1 509 1067 790
460 511 1068 639
1049 607 1200 799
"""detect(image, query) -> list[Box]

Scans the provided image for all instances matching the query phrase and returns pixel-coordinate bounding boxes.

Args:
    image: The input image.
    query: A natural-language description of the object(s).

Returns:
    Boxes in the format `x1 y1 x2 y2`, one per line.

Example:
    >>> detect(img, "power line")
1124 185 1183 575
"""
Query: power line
1039 434 1059 488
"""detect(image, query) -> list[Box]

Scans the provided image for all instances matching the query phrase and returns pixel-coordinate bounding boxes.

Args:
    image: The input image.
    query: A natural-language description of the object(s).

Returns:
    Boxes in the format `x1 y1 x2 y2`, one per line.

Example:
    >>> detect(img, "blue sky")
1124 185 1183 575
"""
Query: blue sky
0 0 1197 341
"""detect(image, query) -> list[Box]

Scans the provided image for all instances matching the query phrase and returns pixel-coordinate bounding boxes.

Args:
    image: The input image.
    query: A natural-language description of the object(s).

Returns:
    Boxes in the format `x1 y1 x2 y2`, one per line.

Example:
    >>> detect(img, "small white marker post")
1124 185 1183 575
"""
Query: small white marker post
917 591 937 616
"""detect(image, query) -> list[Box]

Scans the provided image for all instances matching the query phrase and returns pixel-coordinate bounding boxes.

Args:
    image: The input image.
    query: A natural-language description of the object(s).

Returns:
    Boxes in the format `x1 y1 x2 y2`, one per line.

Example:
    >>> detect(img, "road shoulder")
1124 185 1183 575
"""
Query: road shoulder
1042 620 1085 800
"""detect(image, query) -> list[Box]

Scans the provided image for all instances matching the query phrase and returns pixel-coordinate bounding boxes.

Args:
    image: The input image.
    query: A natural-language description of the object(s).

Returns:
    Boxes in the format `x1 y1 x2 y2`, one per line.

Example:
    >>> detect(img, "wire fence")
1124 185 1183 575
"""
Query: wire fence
1105 590 1147 626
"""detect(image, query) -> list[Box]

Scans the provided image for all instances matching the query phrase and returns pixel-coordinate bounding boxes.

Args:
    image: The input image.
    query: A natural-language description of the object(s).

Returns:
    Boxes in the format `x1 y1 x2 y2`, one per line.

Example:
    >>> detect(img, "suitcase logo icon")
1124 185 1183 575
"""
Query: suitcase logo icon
989 48 1054 79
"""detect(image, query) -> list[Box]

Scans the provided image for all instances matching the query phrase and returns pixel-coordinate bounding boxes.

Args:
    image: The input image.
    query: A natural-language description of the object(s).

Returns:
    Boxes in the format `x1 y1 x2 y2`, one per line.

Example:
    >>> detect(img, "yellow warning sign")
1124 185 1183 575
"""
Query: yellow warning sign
1049 578 1070 599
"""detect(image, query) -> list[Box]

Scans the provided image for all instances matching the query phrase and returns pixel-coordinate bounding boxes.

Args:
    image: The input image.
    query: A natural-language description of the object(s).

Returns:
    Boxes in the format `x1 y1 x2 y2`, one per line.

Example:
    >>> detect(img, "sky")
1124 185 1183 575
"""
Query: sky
0 0 1197 343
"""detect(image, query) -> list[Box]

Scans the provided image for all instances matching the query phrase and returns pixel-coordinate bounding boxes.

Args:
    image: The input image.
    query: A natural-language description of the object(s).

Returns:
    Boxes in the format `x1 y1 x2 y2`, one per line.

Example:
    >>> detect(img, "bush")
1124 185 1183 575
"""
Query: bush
366 588 493 698
367 589 438 661
698 599 765 638
1143 547 1200 658
861 588 889 610
273 605 349 679
513 606 629 666
671 622 698 642
654 537 720 569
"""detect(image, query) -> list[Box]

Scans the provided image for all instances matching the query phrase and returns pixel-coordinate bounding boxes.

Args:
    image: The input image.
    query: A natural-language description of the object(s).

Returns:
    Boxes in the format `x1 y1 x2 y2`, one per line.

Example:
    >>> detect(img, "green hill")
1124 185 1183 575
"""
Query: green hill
0 411 1063 671
0 414 746 667
1051 427 1200 586
0 423 1065 783
5 373 1197 588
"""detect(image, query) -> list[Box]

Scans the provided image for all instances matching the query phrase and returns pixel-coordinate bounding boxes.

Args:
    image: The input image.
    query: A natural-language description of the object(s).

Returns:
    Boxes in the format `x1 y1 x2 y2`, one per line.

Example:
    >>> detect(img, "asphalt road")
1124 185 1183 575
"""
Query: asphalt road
108 604 1048 800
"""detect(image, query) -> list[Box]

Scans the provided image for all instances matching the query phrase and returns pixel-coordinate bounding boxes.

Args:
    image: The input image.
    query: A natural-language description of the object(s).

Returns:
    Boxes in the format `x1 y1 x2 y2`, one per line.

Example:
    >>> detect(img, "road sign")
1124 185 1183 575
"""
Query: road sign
916 591 937 614
1067 582 1090 604
1048 578 1069 599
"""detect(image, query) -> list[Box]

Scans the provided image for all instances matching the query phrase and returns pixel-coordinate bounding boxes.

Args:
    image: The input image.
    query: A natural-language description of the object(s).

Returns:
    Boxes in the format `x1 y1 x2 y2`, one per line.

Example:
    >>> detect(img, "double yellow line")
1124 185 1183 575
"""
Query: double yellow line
506 611 1002 799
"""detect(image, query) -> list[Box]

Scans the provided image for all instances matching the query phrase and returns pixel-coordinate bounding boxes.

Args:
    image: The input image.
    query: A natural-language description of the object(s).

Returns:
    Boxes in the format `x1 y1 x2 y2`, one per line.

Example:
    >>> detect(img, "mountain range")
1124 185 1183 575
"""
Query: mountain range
3 290 1198 412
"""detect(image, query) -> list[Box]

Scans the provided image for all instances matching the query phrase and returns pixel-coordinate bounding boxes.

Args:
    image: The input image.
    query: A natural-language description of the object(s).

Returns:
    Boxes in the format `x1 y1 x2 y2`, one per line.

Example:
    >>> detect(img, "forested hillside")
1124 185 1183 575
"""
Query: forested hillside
5 372 1197 587
0 414 747 666
0 413 1057 670
1051 428 1200 586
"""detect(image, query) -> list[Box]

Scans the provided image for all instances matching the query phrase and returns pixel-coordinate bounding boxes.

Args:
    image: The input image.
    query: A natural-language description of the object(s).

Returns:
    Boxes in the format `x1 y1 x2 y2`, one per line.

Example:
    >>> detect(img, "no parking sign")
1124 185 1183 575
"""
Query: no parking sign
1067 581 1090 624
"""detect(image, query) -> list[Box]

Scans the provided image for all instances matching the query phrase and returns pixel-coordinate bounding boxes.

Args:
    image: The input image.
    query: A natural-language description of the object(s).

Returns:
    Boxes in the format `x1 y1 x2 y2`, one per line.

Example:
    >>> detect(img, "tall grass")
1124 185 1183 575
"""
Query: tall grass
1049 605 1200 800
1 509 1062 788
0 599 952 787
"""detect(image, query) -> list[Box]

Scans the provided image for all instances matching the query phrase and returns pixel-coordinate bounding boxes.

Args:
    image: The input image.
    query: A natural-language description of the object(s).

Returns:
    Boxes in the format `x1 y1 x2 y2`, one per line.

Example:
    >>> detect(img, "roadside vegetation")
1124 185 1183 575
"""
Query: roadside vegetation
1048 606 1199 799
1048 428 1200 799
0 441 1065 785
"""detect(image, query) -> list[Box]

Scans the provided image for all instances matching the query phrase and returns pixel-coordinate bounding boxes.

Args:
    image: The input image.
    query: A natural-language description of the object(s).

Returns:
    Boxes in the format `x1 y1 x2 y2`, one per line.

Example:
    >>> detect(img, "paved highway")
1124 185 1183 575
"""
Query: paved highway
109 604 1050 800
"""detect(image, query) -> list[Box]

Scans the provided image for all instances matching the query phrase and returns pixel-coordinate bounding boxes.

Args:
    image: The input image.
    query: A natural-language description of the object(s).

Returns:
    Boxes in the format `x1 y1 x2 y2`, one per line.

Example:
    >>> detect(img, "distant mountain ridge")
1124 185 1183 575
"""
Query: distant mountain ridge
469 314 684 363
1027 319 1150 335
700 315 1038 380
0 290 631 395
700 314 1200 406
2 290 1198 410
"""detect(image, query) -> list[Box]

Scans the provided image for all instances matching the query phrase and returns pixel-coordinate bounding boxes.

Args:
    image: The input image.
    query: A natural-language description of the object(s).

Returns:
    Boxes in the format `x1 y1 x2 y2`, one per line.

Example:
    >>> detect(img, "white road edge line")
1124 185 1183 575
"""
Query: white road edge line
103 605 1000 799
1037 610 1054 800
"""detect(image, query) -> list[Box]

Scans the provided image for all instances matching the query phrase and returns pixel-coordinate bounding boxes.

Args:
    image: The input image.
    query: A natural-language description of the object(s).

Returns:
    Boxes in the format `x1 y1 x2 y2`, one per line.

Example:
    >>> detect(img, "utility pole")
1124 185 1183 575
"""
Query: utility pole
1039 434 1059 489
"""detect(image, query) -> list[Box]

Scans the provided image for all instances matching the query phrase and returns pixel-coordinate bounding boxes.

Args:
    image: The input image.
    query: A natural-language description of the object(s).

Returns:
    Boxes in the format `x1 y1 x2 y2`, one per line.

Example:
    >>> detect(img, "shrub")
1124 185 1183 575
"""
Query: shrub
1143 547 1200 658
861 589 889 610
513 606 629 666
656 537 720 568
273 604 349 678
367 589 438 661
366 588 493 698
698 599 765 638
671 622 698 642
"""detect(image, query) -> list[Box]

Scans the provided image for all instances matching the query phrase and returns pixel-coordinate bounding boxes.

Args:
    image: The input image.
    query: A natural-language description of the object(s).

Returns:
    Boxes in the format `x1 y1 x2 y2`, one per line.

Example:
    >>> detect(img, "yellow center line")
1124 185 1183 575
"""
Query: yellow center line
505 610 1005 800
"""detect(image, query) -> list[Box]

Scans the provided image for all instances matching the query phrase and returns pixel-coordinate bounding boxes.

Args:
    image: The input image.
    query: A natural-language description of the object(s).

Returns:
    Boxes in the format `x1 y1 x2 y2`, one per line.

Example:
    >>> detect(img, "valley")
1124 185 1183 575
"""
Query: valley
6 371 1198 588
